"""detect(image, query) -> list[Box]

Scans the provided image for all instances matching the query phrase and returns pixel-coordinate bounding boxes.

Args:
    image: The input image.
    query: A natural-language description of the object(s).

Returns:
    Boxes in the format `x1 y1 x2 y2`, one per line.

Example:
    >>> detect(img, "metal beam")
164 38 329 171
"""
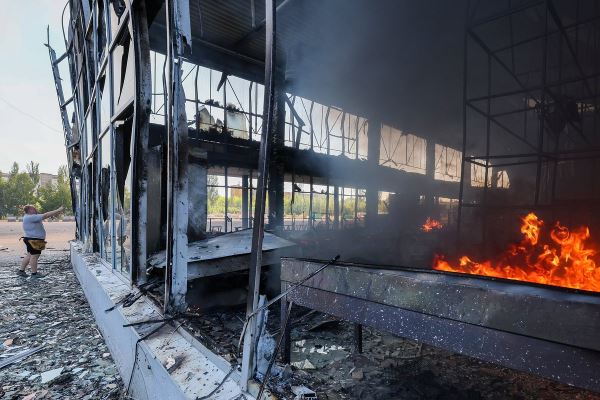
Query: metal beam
241 0 277 390
281 258 600 392
164 0 190 313
130 0 153 284
231 0 293 50
365 119 380 228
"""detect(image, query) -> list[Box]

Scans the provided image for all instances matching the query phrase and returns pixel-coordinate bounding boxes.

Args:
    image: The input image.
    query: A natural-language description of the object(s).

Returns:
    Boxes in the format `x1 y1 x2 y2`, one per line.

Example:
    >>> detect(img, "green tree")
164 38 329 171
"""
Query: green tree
9 162 19 178
38 165 72 214
207 175 219 204
4 167 36 216
26 161 40 187
0 172 7 218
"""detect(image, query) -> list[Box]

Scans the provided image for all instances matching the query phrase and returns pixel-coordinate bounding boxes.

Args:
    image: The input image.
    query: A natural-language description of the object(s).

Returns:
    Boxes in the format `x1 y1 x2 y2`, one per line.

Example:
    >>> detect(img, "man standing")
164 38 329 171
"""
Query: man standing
17 205 64 278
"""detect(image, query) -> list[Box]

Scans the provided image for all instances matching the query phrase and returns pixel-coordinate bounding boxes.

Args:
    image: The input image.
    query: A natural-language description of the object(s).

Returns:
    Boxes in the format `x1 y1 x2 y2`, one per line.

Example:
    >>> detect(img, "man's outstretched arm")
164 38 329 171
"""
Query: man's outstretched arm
42 206 65 220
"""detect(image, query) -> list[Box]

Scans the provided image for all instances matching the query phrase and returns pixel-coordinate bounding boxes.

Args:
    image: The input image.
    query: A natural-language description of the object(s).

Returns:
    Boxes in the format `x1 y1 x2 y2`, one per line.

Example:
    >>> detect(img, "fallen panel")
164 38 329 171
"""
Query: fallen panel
149 230 296 279
280 258 600 392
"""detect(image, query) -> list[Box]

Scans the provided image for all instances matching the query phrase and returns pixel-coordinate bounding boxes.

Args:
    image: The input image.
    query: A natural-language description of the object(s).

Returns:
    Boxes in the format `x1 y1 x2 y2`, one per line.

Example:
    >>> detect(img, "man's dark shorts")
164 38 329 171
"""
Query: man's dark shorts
23 238 43 255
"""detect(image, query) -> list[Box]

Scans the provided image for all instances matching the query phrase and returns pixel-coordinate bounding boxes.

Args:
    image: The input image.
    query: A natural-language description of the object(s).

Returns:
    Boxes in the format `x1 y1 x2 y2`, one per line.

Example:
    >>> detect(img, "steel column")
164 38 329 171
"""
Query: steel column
164 0 191 313
241 0 277 390
131 0 153 284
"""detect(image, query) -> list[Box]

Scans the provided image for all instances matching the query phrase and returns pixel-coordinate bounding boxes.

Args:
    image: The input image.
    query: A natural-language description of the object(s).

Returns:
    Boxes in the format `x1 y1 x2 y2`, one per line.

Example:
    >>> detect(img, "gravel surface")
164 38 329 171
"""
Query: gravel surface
0 250 124 400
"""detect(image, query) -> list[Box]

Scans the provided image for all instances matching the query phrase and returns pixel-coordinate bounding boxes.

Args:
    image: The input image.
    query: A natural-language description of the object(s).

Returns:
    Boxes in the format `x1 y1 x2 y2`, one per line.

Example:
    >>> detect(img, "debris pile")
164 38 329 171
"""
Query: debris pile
0 251 123 399
189 306 600 400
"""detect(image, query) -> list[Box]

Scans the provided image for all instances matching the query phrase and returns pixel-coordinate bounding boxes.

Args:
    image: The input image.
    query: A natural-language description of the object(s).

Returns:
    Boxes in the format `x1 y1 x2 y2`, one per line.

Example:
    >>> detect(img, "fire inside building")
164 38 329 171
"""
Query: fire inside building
48 0 600 398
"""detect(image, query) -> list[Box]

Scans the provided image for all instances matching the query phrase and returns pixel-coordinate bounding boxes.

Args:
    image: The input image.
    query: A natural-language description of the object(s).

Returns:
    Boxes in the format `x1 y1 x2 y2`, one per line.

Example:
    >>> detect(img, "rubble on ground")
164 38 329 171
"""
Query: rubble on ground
0 251 123 400
189 305 600 400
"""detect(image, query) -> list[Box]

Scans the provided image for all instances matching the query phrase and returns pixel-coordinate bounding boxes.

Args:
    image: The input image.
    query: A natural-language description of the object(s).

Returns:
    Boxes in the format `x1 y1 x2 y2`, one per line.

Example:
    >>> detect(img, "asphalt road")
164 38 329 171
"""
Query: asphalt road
0 221 74 257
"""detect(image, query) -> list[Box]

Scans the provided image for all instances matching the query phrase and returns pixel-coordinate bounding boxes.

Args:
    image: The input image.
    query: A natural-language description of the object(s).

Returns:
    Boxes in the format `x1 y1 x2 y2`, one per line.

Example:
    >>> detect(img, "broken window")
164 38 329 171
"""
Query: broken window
100 131 113 263
379 125 427 174
207 170 227 233
378 191 394 214
284 176 312 230
85 106 95 155
326 107 344 156
109 0 126 35
226 76 253 140
434 144 461 182
311 183 335 228
95 0 107 61
99 71 111 131
112 30 135 111
437 197 459 225
341 114 368 160
471 160 492 188
494 170 510 189
207 168 259 233
114 117 133 276
176 62 265 140
340 187 366 227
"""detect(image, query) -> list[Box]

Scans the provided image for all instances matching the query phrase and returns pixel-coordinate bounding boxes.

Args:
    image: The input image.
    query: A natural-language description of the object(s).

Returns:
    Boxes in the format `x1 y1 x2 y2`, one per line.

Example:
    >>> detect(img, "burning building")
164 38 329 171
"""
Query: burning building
48 0 600 398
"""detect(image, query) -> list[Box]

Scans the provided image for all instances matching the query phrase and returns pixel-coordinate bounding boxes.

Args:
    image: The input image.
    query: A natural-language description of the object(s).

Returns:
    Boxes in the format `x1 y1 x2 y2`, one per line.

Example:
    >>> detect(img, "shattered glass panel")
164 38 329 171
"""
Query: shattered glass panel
378 191 394 214
284 177 311 230
100 132 113 264
111 31 134 111
99 72 111 131
96 0 107 62
379 125 426 174
113 118 132 277
207 172 225 233
85 106 95 158
434 144 461 182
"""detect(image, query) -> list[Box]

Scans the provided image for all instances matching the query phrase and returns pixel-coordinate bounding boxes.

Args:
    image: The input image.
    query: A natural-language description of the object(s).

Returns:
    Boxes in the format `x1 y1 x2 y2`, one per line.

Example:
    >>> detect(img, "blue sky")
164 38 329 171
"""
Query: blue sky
0 0 67 174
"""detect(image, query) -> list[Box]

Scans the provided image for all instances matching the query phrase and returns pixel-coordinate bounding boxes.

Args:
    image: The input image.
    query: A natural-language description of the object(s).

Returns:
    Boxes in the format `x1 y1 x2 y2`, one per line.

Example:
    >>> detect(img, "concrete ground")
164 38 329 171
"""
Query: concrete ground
0 221 124 400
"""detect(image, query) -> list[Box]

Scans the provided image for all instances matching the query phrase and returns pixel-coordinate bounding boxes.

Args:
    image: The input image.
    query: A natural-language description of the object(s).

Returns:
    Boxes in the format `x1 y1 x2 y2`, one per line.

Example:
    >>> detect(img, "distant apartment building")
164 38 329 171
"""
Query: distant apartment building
38 173 59 188
0 171 58 188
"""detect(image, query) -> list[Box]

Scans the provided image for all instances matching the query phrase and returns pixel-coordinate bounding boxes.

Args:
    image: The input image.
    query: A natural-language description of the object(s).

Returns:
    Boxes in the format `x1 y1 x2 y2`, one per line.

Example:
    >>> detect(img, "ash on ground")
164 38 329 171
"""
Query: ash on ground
0 250 123 400
188 305 600 400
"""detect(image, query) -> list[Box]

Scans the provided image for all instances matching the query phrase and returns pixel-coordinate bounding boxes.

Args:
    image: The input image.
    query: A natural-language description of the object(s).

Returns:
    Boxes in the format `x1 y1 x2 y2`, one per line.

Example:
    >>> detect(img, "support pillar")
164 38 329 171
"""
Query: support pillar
241 0 277 390
188 148 207 241
333 186 340 228
164 0 191 314
267 78 286 232
131 0 153 284
280 285 292 364
365 119 381 229
425 139 436 209
354 324 363 354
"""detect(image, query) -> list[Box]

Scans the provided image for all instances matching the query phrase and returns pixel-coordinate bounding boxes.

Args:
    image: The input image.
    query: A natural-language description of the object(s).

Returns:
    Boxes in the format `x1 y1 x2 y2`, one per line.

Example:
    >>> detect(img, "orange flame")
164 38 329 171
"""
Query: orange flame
433 213 600 291
422 217 443 232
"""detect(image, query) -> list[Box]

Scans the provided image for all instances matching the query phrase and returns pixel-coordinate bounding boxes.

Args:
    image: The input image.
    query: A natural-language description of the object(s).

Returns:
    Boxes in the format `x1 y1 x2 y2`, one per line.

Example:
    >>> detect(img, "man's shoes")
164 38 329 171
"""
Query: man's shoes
16 269 27 277
29 273 46 279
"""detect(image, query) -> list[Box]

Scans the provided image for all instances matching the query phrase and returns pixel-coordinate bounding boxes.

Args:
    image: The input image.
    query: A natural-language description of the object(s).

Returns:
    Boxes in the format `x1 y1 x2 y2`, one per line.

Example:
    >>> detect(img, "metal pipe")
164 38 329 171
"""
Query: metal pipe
457 0 470 240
